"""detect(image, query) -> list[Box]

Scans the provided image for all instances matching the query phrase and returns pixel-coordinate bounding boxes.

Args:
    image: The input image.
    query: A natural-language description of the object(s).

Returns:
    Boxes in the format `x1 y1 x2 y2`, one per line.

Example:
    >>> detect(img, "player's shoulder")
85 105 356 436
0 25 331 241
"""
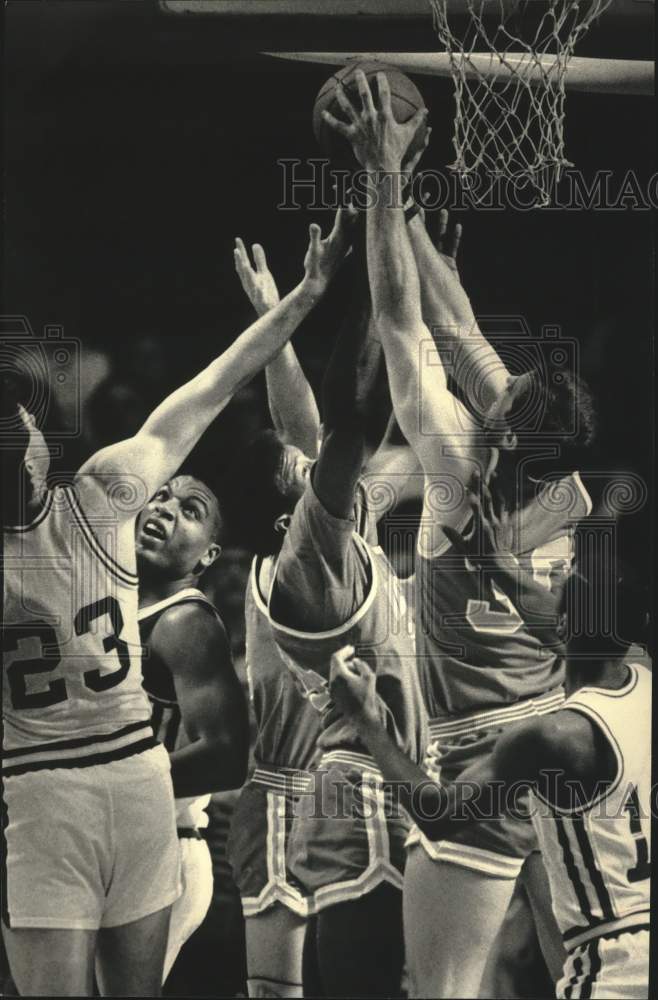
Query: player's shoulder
496 710 593 777
150 597 232 679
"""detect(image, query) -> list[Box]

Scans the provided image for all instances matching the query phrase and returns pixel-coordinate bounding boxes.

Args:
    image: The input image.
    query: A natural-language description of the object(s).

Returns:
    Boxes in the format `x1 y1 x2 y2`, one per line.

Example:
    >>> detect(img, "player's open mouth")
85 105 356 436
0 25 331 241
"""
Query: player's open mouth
141 518 168 541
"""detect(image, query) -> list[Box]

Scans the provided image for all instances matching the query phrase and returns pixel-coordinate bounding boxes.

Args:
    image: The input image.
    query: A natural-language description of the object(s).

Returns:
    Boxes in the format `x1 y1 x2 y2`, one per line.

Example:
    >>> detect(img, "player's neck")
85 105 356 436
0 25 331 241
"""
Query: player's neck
138 572 200 609
565 657 631 697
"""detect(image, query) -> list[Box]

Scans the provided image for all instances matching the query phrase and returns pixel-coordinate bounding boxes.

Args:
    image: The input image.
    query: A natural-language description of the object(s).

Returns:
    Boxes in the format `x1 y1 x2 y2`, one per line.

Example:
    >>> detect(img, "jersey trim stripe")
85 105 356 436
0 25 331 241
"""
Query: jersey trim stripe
2 733 158 777
1 719 151 758
428 688 565 739
3 489 55 533
554 816 594 926
563 910 651 950
579 938 601 999
563 950 584 999
571 820 614 923
1 779 10 927
137 588 213 622
65 487 139 587
266 533 379 642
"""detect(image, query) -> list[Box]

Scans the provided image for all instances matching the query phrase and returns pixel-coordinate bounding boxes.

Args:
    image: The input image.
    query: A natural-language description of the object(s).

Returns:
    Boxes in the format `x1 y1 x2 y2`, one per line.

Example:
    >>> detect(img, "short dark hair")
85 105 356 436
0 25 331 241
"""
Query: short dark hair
224 430 293 556
508 370 597 450
561 556 650 660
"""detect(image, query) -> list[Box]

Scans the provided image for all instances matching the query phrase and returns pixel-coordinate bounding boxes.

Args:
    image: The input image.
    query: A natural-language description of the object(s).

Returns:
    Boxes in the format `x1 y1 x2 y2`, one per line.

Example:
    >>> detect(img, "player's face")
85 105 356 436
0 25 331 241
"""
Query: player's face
274 445 313 502
482 372 535 449
135 475 221 578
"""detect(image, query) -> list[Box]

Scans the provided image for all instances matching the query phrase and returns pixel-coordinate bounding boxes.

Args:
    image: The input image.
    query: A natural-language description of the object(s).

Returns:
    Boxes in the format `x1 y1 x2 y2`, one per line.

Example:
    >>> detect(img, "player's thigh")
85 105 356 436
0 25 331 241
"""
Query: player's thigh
96 903 172 997
245 906 307 997
403 846 516 999
522 851 566 985
102 746 181 929
163 837 213 984
2 925 96 997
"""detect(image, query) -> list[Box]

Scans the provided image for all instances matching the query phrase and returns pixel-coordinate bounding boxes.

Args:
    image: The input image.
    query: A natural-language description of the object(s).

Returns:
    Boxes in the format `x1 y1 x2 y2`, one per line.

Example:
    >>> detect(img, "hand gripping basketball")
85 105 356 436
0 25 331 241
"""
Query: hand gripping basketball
322 70 428 173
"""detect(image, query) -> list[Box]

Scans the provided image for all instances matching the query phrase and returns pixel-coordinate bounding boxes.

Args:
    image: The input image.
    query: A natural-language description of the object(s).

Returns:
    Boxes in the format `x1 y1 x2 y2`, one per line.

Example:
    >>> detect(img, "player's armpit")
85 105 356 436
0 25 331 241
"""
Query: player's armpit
150 603 249 796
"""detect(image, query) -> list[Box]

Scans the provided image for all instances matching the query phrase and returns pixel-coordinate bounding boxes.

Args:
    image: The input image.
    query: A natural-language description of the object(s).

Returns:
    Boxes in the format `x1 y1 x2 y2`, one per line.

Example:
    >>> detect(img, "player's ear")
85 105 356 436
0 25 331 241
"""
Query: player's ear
501 428 518 451
274 513 291 535
198 542 221 572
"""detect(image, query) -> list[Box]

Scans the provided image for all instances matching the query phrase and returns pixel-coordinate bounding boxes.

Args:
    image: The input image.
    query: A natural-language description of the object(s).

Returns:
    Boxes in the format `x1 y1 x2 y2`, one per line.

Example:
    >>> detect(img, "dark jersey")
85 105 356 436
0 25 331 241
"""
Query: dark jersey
139 587 222 828
268 481 427 764
246 556 321 771
416 472 592 719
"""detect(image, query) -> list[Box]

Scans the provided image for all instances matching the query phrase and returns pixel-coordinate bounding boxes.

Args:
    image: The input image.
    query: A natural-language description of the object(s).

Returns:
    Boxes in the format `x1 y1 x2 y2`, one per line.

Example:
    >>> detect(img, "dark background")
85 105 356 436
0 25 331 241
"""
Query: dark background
3 0 654 485
2 2 654 995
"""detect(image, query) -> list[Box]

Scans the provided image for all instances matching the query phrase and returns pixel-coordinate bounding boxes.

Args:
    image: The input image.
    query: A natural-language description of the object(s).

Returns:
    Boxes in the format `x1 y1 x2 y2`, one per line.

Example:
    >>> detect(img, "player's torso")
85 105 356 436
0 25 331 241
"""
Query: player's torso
139 588 216 829
269 536 427 763
3 486 151 753
530 663 651 950
415 472 591 718
246 557 321 772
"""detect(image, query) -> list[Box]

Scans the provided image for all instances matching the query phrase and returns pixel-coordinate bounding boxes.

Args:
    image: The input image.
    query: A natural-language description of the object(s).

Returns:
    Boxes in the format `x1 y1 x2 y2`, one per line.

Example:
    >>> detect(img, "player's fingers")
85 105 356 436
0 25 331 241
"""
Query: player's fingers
351 656 373 678
234 237 250 267
407 106 429 139
437 208 449 249
450 222 463 261
335 83 359 124
375 72 392 116
308 222 322 255
252 243 268 273
355 70 377 117
321 108 353 139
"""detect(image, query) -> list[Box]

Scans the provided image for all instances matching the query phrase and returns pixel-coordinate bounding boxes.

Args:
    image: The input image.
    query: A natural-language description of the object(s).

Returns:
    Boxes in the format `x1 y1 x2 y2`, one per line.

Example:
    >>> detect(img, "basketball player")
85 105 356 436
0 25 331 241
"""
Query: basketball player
329 506 651 999
1 213 349 996
228 231 427 998
135 470 249 984
229 236 323 999
323 70 596 997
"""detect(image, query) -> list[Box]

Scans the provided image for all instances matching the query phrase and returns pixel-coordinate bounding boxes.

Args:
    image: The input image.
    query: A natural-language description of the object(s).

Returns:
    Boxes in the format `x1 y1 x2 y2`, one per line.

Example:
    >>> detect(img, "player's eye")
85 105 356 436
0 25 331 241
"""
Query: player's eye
184 504 200 519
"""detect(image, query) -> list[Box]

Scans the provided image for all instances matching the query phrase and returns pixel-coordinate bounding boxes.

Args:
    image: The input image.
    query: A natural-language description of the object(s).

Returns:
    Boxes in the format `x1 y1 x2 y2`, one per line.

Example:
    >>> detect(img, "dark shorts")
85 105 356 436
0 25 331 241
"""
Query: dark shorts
407 690 564 878
287 750 411 912
228 769 312 917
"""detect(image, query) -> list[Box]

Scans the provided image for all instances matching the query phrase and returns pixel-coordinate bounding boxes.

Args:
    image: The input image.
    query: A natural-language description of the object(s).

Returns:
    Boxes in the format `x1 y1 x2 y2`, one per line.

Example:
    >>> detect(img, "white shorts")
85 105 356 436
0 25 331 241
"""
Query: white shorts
2 744 182 930
558 929 649 999
163 834 213 982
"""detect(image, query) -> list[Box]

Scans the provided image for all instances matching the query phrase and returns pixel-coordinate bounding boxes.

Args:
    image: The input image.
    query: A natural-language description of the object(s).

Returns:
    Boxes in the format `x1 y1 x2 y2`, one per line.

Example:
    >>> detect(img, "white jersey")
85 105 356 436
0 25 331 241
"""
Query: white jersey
3 486 154 775
530 663 651 952
138 588 217 830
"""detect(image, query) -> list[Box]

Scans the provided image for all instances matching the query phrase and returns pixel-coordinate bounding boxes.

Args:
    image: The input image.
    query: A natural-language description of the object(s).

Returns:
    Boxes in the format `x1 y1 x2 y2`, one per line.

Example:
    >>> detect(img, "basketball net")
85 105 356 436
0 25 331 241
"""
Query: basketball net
429 0 613 206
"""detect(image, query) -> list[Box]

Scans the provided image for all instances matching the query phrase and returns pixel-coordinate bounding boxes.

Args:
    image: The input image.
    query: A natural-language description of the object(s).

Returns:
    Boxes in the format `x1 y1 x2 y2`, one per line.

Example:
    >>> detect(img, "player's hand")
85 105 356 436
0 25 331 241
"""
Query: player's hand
17 404 49 502
302 205 357 297
329 645 378 728
435 208 462 278
322 70 428 172
234 238 280 317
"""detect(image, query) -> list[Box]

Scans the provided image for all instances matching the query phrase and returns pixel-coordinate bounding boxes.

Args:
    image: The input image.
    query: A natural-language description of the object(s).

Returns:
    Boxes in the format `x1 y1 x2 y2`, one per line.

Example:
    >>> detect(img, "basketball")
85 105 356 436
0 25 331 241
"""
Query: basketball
312 60 428 168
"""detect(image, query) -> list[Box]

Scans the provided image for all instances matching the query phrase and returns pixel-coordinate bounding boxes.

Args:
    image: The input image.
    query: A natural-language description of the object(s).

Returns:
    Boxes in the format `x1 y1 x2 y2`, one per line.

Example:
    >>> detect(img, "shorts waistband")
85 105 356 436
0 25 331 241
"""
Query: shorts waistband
252 765 312 795
1 721 157 777
318 749 384 780
429 689 565 741
563 911 651 951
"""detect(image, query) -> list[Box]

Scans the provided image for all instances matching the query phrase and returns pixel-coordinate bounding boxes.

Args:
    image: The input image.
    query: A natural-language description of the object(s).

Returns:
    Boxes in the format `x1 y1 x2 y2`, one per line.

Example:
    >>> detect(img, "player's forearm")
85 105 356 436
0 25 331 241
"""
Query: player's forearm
407 214 510 415
265 343 320 457
137 280 320 482
169 735 248 798
367 170 421 335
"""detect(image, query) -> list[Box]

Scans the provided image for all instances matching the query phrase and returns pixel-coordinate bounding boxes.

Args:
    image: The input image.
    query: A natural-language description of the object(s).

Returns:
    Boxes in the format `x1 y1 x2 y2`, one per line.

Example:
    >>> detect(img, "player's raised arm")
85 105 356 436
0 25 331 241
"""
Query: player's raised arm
78 216 349 517
234 234 322 458
323 72 483 520
312 244 383 521
406 207 513 418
